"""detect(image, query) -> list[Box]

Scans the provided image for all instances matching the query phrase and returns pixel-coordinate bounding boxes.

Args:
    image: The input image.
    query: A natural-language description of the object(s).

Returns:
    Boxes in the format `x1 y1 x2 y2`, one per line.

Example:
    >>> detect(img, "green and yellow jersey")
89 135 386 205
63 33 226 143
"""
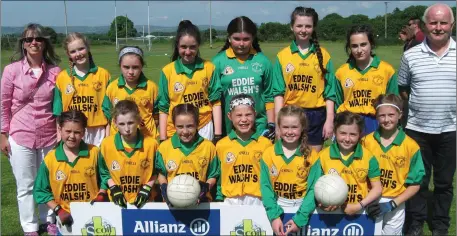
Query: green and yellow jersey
98 132 158 203
157 57 221 138
53 64 111 127
33 141 100 213
260 140 319 226
102 73 159 138
362 128 425 197
335 56 398 116
274 41 337 108
311 142 381 204
155 134 219 200
212 47 283 134
215 130 273 200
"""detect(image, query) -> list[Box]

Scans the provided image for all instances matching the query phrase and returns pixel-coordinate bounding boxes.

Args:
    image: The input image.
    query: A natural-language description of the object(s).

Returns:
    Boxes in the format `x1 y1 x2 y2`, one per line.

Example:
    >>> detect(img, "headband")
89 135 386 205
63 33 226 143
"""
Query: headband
118 47 143 62
375 103 401 111
229 97 255 111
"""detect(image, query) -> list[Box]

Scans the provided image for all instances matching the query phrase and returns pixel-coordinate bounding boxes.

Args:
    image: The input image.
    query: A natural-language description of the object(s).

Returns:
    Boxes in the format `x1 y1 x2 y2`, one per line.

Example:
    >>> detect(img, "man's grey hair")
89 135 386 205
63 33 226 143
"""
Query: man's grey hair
422 3 455 24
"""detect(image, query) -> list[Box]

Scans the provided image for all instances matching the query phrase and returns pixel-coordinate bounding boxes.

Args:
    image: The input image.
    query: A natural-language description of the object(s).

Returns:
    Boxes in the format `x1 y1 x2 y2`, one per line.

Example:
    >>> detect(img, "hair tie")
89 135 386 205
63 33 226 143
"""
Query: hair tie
230 97 255 111
375 103 401 111
118 47 143 63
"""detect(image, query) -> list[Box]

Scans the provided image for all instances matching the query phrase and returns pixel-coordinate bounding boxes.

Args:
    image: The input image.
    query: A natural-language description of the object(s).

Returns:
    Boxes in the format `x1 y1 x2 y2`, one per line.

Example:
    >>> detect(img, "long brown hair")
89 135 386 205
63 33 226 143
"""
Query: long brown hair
277 105 311 160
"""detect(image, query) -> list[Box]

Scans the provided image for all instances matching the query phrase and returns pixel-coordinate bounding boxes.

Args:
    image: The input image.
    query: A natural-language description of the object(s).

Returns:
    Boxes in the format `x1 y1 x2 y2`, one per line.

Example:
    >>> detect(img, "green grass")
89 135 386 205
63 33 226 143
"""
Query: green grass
1 42 455 235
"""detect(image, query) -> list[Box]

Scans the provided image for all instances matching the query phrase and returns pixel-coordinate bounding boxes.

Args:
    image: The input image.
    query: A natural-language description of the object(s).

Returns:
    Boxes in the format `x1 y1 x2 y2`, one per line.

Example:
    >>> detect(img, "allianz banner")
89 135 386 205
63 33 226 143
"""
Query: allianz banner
70 202 382 235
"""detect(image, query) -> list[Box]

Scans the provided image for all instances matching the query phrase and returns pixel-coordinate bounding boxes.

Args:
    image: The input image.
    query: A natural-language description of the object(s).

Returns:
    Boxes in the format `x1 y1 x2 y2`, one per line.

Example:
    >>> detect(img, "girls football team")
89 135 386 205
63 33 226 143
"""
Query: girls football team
18 6 423 236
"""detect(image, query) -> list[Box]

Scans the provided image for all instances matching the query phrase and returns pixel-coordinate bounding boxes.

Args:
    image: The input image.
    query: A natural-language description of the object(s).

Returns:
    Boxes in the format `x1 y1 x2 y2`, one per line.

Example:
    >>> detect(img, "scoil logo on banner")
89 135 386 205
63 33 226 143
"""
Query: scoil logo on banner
230 219 266 236
81 216 116 235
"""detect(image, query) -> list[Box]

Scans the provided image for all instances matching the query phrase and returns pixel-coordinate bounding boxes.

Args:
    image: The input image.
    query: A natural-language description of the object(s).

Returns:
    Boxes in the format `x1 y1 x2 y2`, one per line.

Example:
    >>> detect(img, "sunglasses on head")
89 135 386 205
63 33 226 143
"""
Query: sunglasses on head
23 37 45 43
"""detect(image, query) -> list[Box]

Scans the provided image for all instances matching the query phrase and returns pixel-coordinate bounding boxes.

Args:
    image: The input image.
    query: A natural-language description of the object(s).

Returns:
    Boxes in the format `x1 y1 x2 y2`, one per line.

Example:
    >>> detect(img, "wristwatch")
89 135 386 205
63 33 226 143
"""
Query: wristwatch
389 200 398 210
53 205 62 214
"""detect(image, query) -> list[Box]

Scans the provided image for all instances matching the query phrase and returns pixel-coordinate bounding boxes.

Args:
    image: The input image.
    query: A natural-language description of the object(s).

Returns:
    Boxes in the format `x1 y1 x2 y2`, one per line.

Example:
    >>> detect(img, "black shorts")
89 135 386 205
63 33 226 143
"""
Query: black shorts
303 107 326 146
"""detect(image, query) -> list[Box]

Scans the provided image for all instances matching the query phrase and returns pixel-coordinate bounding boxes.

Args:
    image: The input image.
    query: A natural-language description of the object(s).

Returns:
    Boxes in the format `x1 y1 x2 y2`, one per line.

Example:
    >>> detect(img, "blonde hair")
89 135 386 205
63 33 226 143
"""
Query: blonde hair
277 105 311 160
373 94 403 113
63 32 93 97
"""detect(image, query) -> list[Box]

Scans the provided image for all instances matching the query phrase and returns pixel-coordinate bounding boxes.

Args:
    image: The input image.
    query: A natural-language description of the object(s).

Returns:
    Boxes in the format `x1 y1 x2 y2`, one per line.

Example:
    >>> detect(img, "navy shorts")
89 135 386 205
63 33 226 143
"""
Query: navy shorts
303 107 326 145
361 114 378 136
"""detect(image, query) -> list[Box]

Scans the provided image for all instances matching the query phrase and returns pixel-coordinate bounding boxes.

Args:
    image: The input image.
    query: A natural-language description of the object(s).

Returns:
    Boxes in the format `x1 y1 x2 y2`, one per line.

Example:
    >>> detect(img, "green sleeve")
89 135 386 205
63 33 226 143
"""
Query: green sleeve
33 161 55 204
208 70 222 103
206 156 220 179
292 159 323 227
323 59 337 102
98 153 111 190
215 158 224 201
334 78 344 113
262 58 276 103
153 99 159 115
101 95 113 121
405 150 425 185
155 151 168 177
272 56 286 96
260 159 284 222
386 72 399 95
53 87 63 116
157 71 170 113
368 156 381 179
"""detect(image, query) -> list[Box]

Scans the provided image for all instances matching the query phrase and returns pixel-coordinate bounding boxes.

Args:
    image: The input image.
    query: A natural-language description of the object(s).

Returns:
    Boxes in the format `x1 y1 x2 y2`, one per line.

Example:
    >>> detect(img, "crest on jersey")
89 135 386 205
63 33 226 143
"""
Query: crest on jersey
111 161 121 171
140 159 150 169
65 84 75 95
85 167 95 177
202 77 209 87
251 62 263 73
394 156 406 168
270 164 279 177
356 168 368 181
140 97 149 106
56 170 67 181
198 157 208 167
113 98 119 106
253 151 262 161
373 75 384 85
297 165 307 179
167 160 177 171
313 62 323 75
93 81 102 91
173 82 184 92
345 78 354 88
285 63 295 73
226 152 236 163
223 66 234 75
328 168 339 175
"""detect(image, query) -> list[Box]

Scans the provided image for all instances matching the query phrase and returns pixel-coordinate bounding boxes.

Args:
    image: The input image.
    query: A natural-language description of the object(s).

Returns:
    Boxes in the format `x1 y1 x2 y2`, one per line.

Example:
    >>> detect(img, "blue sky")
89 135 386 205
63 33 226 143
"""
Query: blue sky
2 1 455 28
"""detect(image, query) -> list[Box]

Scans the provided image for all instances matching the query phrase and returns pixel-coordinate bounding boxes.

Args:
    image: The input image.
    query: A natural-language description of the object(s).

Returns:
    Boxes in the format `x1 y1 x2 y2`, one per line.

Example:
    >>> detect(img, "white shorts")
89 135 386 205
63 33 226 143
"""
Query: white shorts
379 197 405 235
198 120 214 141
223 195 262 205
84 126 106 147
278 197 304 207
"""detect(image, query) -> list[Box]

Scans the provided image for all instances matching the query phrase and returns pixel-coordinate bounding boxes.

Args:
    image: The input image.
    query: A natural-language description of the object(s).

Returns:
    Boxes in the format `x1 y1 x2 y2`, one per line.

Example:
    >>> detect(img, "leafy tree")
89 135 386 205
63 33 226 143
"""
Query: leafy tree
43 27 58 44
202 28 217 41
108 16 138 40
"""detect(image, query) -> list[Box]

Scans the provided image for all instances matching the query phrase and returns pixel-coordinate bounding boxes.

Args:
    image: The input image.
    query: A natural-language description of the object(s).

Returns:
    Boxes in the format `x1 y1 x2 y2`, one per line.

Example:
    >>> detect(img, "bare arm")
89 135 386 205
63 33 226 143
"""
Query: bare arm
393 185 420 206
159 113 168 141
212 105 222 135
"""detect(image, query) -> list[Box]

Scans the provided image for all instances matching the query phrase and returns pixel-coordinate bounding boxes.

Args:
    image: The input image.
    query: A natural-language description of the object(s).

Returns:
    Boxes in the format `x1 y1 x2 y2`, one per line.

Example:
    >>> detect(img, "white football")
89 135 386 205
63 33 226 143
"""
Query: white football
167 174 201 208
314 174 348 207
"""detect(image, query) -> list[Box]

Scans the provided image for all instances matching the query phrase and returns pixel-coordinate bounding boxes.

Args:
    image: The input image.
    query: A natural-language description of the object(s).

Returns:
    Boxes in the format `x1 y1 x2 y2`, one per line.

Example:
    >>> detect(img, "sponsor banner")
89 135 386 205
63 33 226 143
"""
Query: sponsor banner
71 203 381 235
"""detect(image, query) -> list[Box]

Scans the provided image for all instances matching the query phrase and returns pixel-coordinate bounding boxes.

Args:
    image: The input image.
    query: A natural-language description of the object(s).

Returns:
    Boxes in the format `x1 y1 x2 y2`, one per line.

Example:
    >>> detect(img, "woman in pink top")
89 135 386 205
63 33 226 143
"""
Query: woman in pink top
1 23 61 236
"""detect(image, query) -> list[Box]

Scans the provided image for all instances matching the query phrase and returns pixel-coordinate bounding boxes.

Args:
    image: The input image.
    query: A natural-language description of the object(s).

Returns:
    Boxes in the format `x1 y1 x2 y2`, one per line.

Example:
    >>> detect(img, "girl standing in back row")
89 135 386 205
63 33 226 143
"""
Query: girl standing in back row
53 32 111 146
212 16 284 140
334 25 398 136
157 20 222 143
274 7 337 151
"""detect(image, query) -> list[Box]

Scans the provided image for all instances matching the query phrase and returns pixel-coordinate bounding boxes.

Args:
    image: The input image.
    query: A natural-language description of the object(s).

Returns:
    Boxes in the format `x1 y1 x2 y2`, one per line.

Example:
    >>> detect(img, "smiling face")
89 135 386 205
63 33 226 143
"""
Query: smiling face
424 5 454 45
178 35 199 64
23 30 45 58
120 54 143 84
66 39 89 66
174 114 198 143
376 105 401 132
335 123 361 153
291 15 314 42
229 32 253 56
349 33 372 63
228 105 256 135
59 121 85 150
279 115 302 145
